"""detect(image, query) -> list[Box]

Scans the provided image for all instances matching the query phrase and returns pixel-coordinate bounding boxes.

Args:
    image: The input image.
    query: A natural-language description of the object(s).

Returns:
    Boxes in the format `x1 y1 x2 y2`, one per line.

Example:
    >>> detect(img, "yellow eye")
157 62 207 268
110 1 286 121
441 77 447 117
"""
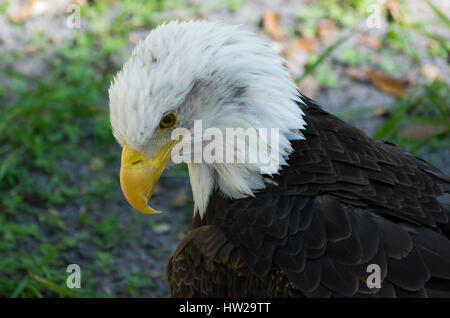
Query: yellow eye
159 112 177 129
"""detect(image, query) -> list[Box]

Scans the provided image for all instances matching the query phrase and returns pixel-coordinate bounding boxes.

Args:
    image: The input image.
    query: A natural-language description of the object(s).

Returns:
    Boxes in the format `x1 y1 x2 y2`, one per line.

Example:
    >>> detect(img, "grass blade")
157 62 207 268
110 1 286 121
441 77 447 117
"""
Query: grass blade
409 126 450 153
374 95 418 139
10 276 29 298
29 273 83 298
425 0 450 26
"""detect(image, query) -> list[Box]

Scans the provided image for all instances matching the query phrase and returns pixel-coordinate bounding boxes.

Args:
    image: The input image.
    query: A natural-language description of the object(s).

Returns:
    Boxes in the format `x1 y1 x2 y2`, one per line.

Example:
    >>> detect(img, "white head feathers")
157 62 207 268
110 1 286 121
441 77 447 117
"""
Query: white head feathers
109 20 306 217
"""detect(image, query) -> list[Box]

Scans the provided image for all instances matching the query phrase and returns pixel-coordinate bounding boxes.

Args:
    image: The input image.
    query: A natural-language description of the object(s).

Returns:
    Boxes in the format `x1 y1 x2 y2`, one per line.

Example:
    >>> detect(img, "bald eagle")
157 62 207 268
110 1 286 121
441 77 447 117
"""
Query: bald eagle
108 21 450 297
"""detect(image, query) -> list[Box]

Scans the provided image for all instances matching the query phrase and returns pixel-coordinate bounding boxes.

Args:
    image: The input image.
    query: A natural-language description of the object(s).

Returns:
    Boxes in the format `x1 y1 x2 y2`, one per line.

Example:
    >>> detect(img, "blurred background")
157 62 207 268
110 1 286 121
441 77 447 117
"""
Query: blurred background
0 0 448 297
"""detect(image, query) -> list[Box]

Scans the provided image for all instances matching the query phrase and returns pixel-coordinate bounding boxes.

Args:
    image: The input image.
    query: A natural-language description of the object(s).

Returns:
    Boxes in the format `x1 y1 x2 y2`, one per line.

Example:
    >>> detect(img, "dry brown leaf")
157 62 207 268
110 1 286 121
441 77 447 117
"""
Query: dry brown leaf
295 37 318 53
317 20 336 40
171 191 190 208
420 65 440 81
144 269 164 278
127 31 144 44
373 106 389 117
407 74 417 86
91 0 115 3
428 39 439 50
25 44 39 54
283 37 318 56
298 75 319 99
9 0 51 22
285 53 308 78
60 1 88 15
262 11 284 41
283 38 317 78
359 35 381 49
399 124 442 139
384 0 403 21
89 156 105 171
345 67 369 81
366 70 408 97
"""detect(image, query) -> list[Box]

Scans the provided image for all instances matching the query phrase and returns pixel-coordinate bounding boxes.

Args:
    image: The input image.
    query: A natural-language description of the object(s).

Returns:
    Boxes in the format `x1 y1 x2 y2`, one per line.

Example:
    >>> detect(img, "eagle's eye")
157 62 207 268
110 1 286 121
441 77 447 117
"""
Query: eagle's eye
160 112 177 129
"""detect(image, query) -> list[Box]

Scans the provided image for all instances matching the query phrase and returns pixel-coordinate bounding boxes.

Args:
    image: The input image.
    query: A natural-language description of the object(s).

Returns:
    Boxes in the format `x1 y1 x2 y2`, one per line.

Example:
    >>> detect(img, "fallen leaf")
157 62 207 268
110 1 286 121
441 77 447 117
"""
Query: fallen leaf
283 38 314 78
317 20 336 40
286 52 308 78
171 191 190 208
127 29 149 44
153 223 171 234
283 37 318 78
144 269 163 278
25 44 39 54
298 75 319 99
345 67 369 81
61 0 88 15
127 31 141 44
408 74 417 86
262 11 284 41
384 0 403 22
295 37 318 53
373 106 389 117
89 156 104 171
9 0 51 22
420 65 440 80
366 70 408 97
359 35 381 49
428 39 439 49
399 124 442 139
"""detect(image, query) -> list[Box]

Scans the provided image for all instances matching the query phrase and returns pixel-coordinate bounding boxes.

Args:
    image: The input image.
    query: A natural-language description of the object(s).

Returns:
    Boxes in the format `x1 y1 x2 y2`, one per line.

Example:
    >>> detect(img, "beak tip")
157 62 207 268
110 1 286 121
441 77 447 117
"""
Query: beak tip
139 205 162 215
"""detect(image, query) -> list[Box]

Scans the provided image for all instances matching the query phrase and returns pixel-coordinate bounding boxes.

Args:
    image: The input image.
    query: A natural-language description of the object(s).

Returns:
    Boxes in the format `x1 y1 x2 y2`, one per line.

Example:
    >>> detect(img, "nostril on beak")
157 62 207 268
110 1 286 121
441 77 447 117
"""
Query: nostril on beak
132 160 143 166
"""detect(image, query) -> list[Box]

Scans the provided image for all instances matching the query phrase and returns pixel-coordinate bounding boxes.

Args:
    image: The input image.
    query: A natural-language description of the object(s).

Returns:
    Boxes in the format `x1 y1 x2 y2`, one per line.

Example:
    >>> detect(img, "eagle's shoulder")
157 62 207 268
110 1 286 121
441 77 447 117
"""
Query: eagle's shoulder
272 97 450 232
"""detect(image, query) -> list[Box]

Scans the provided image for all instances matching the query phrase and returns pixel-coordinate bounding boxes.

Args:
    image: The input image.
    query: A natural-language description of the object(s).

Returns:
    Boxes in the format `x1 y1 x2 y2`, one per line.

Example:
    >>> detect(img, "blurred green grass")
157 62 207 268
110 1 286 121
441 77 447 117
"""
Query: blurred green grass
0 0 185 298
0 0 449 297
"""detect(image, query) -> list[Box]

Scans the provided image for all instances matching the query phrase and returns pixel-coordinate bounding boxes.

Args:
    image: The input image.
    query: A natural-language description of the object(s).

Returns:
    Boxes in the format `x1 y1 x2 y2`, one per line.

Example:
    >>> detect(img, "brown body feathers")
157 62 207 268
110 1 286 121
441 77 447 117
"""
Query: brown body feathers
167 96 450 297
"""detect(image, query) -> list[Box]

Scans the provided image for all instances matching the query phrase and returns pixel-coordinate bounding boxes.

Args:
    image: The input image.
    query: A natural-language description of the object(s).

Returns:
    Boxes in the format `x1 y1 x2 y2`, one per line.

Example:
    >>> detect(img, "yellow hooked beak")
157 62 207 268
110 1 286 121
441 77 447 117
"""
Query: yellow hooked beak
119 140 179 214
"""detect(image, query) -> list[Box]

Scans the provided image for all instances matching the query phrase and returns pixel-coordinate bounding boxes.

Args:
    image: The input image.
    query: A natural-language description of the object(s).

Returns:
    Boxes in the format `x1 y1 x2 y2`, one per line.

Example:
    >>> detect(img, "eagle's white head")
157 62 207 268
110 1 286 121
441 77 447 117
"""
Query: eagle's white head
109 20 306 218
